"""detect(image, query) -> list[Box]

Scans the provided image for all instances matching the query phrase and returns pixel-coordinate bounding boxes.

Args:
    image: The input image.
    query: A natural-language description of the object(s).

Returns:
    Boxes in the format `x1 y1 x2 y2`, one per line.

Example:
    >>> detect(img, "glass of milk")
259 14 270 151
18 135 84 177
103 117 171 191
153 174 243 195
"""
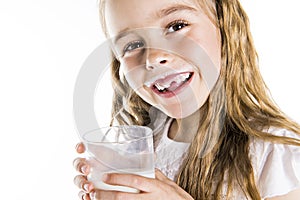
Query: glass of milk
82 125 155 193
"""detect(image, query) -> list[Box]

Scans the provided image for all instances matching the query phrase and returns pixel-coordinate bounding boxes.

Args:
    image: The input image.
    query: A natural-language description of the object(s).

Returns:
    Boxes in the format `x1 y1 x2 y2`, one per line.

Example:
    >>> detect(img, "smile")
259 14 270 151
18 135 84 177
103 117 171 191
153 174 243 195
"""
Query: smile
145 72 194 98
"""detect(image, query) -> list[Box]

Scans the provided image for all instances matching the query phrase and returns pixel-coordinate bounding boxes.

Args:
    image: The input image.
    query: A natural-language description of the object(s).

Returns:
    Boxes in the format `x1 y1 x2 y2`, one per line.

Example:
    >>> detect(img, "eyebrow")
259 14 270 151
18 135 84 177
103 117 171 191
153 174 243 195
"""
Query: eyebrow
155 4 198 19
113 4 198 43
113 29 130 44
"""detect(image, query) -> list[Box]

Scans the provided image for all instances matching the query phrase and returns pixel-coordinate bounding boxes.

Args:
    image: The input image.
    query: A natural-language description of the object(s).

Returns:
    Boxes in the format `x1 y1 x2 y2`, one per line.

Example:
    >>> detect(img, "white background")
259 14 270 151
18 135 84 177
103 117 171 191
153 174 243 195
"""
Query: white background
0 0 299 199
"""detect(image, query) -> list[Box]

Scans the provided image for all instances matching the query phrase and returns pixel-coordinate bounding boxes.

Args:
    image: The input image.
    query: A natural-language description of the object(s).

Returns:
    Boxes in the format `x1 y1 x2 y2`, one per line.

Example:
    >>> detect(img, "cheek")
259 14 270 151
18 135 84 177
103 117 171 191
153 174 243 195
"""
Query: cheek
191 30 221 69
187 22 221 71
120 56 142 72
120 59 145 91
119 53 146 77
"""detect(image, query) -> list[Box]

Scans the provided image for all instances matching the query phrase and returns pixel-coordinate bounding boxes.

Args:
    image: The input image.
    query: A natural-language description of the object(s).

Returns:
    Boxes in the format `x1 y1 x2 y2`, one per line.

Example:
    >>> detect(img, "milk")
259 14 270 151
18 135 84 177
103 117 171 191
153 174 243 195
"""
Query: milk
83 126 155 193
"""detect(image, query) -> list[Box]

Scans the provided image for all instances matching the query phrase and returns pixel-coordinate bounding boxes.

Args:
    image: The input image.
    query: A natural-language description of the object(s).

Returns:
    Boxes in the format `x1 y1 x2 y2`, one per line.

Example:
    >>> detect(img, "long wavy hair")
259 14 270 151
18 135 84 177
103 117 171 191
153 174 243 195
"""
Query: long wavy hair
99 0 300 199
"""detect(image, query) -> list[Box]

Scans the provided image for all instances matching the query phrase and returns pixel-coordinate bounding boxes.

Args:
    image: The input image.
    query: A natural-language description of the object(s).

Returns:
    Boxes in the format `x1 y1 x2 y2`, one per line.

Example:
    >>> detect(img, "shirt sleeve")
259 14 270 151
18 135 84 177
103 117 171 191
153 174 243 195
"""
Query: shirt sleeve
250 128 300 199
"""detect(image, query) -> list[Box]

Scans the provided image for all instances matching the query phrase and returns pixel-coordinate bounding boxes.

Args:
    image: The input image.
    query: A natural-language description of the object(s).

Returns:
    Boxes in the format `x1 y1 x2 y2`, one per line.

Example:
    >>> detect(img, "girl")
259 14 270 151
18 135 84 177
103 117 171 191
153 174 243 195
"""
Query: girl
73 0 300 199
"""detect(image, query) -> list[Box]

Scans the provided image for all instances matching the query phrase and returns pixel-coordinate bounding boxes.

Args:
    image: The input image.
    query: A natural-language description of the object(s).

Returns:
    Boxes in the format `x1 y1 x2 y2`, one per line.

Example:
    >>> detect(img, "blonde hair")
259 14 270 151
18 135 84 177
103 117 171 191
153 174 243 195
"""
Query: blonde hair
99 0 300 199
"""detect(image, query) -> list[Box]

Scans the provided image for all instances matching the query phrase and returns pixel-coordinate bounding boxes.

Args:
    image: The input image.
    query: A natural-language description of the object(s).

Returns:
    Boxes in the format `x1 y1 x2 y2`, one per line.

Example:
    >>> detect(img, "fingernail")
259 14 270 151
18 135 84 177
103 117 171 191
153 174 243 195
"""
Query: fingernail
90 191 96 199
83 183 90 192
78 191 85 199
102 173 108 182
81 165 88 174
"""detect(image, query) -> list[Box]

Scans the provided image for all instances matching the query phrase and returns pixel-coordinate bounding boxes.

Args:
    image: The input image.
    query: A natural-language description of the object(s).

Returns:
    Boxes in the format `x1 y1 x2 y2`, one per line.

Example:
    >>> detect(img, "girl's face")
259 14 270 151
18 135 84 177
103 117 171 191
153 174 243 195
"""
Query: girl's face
105 0 221 119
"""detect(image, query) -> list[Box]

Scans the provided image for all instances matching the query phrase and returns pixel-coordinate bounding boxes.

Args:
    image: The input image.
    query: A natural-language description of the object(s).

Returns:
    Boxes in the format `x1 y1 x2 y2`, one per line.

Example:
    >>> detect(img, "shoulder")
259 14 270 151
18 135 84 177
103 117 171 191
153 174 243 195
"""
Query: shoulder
249 128 300 199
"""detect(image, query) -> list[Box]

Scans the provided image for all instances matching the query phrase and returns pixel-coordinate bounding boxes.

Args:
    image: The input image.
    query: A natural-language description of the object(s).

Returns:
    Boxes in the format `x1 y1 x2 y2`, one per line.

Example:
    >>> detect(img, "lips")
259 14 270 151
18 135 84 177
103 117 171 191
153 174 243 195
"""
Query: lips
145 72 193 97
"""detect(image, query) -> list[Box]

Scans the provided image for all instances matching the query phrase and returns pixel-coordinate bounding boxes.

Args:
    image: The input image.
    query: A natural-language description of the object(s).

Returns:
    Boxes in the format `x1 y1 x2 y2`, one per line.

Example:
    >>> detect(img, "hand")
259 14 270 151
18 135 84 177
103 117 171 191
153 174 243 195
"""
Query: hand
73 142 94 200
89 169 194 200
73 143 194 200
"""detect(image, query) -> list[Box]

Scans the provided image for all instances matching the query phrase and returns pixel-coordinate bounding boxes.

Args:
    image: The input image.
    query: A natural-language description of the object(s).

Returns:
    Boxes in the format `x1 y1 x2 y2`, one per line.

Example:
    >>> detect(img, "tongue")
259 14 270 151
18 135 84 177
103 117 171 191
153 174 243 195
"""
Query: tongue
167 81 184 92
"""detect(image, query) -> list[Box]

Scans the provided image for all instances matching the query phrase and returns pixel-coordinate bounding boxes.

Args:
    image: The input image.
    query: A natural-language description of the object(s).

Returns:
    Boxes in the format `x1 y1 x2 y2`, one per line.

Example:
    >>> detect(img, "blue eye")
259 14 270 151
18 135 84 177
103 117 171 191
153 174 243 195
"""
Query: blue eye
123 40 144 54
166 20 189 33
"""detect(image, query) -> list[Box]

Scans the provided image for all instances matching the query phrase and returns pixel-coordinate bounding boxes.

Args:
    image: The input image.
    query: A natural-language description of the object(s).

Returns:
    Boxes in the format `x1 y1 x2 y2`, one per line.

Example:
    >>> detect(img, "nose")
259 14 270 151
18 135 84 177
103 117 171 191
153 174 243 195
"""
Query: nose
145 49 172 70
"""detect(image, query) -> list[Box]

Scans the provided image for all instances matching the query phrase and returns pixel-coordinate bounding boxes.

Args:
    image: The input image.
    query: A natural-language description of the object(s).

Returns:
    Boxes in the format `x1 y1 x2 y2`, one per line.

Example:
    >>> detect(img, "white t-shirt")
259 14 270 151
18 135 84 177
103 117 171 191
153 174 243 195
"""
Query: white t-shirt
153 118 300 199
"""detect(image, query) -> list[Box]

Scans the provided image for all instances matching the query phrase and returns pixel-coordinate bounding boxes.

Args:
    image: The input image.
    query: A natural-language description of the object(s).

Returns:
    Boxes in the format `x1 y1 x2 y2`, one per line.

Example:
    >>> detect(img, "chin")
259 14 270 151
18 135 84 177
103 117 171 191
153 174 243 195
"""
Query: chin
158 104 201 119
161 97 207 119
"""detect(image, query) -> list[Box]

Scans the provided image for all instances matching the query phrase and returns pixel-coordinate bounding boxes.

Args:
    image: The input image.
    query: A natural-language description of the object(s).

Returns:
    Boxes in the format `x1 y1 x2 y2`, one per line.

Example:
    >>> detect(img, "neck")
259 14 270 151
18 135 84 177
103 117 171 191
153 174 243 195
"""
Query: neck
168 109 202 143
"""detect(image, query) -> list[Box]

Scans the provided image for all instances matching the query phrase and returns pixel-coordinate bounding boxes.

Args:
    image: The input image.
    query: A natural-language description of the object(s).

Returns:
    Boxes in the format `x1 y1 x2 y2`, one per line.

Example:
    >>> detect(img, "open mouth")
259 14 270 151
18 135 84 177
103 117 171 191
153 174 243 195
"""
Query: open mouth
146 72 194 96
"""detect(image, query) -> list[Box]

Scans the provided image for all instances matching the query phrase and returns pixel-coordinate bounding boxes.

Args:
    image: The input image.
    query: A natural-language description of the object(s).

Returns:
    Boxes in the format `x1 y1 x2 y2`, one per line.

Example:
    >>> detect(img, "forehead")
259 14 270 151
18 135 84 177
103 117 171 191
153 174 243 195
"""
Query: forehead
104 0 199 37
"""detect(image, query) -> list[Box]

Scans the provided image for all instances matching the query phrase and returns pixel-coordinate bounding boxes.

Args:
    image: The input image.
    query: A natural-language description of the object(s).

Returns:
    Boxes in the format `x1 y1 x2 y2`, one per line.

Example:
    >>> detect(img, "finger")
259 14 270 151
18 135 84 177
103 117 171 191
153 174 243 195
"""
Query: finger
73 157 90 175
78 191 85 200
76 142 86 153
102 173 158 193
155 169 181 188
78 191 91 200
90 190 145 200
83 193 91 200
74 175 94 193
155 169 170 182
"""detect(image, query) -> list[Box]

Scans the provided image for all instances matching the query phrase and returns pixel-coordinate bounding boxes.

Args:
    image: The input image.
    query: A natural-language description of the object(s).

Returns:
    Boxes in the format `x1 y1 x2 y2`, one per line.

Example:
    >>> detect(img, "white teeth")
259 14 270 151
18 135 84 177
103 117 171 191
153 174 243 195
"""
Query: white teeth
155 83 166 91
154 73 191 91
181 73 190 80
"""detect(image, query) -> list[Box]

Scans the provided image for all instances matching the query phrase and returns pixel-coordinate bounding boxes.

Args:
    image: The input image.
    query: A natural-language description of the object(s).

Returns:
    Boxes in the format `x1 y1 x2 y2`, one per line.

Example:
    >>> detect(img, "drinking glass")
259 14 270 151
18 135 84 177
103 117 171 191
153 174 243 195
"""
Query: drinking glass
82 125 154 193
